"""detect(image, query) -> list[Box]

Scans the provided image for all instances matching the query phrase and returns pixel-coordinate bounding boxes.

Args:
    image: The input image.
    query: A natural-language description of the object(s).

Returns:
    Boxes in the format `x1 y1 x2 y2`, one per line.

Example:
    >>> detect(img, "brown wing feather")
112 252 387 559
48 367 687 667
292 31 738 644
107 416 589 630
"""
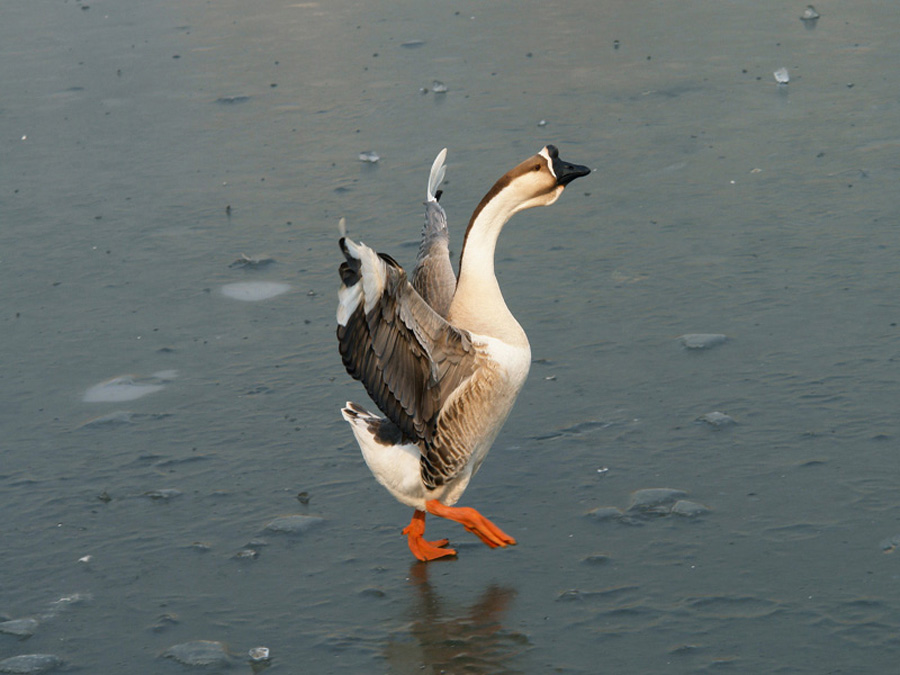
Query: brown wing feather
337 238 476 449
419 359 500 488
412 200 456 318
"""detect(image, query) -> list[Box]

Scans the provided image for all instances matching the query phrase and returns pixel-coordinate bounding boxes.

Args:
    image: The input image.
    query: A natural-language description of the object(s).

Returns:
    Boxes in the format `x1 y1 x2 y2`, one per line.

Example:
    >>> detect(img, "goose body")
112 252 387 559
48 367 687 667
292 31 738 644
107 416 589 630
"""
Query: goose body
337 145 590 560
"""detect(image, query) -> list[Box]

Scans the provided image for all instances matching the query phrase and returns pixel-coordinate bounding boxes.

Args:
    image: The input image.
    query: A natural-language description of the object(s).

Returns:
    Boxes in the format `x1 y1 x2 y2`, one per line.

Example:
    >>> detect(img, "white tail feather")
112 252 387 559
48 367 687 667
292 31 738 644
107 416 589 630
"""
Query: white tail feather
338 237 389 318
427 148 448 202
336 281 361 326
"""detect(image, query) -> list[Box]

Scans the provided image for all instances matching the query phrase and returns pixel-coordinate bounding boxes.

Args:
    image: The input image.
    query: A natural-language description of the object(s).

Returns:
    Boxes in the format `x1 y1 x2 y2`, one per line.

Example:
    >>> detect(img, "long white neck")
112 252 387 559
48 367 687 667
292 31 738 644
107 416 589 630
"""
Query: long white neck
447 187 528 345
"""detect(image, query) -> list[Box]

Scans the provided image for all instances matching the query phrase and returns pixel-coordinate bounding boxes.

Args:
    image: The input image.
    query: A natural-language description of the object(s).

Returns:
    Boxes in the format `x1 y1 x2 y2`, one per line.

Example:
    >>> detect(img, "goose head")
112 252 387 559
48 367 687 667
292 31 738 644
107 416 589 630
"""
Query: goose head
468 145 591 231
509 144 591 210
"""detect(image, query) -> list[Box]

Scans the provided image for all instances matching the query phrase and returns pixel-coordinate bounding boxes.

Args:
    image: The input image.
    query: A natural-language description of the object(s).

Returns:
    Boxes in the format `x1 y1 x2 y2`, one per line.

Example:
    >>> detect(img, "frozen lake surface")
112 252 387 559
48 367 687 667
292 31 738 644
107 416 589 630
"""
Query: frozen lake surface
3 1 900 672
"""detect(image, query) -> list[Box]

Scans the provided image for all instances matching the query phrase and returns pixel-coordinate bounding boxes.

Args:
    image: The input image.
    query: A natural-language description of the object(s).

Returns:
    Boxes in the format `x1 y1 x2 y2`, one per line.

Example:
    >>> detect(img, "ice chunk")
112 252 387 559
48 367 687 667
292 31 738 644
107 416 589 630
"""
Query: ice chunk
800 5 819 21
358 151 380 163
774 67 790 84
248 647 270 662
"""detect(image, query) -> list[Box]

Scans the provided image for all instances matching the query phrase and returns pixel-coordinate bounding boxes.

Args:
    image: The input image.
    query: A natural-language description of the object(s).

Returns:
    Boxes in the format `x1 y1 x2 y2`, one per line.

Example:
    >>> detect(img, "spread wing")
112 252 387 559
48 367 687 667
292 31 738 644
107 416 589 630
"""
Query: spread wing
412 148 456 318
337 236 475 448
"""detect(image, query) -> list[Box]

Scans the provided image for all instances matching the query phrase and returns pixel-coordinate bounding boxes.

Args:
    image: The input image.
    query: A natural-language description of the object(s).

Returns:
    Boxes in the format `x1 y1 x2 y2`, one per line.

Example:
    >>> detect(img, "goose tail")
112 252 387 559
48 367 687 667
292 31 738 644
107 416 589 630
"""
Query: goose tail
426 148 448 203
414 148 455 316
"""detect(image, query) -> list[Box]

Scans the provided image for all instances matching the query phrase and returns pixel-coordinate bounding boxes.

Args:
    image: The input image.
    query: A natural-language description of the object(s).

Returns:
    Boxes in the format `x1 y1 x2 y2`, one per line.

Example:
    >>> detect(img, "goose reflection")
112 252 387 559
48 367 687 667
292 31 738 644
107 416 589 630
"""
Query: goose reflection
383 563 529 673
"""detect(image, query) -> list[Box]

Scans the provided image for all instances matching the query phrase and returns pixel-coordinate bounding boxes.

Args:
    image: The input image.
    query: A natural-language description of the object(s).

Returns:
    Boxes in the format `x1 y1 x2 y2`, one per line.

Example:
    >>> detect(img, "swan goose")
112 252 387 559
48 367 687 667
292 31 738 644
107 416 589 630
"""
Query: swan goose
337 145 590 561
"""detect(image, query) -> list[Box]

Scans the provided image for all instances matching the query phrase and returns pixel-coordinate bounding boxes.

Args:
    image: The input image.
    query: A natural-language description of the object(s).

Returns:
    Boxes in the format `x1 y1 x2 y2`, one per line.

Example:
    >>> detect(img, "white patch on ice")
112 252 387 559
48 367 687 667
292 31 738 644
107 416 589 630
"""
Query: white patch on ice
83 376 165 403
220 281 290 301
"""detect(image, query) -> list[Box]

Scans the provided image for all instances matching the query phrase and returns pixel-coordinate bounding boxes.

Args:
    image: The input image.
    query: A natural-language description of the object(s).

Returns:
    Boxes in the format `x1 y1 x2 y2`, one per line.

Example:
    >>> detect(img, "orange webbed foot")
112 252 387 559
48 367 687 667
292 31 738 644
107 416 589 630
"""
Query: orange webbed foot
425 500 517 549
403 510 457 561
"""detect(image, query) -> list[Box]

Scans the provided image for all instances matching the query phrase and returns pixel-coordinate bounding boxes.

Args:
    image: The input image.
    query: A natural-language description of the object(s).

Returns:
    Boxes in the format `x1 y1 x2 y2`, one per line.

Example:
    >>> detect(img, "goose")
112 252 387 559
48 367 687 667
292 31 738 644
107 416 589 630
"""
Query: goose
337 145 590 561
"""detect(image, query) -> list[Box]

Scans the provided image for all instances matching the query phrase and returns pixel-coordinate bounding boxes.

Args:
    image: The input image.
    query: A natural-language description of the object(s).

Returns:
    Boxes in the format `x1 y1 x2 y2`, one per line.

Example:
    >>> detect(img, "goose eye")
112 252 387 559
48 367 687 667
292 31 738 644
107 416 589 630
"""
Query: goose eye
532 164 541 172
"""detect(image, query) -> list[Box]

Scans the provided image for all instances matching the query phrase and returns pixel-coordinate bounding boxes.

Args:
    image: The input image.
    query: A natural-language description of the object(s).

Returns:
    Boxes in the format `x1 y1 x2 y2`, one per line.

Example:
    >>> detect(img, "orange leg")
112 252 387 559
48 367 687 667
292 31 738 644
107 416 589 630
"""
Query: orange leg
425 499 517 549
402 510 457 561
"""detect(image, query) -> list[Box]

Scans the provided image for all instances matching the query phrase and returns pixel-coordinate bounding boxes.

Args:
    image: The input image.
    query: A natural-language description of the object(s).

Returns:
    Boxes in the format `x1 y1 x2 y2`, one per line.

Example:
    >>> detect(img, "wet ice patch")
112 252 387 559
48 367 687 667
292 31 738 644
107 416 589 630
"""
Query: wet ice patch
220 281 290 301
587 488 709 524
149 613 179 633
585 506 624 522
215 95 250 105
556 589 586 602
78 410 136 427
0 654 63 674
696 411 737 428
677 333 727 349
763 522 825 542
671 500 711 517
0 594 90 647
77 411 173 429
628 488 688 515
40 593 91 621
263 514 324 534
82 371 176 403
228 253 276 269
143 488 182 501
686 595 781 619
162 641 232 667
880 534 900 552
83 376 163 402
0 619 39 638
533 419 612 440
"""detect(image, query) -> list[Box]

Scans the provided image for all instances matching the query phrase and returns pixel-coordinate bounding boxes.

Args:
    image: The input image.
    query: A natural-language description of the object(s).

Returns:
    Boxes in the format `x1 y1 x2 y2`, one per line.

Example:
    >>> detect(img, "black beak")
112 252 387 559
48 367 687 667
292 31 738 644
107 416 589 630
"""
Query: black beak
546 144 591 187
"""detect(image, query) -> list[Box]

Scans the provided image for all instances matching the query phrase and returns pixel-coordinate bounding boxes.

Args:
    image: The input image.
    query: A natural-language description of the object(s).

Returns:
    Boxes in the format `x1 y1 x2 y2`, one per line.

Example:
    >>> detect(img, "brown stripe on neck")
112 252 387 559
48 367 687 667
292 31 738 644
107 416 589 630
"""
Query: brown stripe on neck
458 173 513 272
457 152 550 274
